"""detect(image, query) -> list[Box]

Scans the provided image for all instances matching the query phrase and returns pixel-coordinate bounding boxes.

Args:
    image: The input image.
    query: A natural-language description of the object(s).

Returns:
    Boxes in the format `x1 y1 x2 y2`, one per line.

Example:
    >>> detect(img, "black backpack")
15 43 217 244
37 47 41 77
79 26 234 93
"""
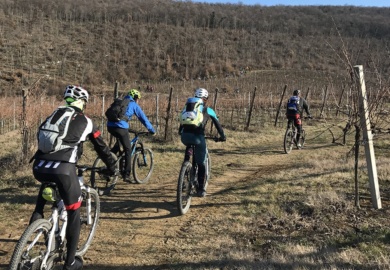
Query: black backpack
105 97 131 122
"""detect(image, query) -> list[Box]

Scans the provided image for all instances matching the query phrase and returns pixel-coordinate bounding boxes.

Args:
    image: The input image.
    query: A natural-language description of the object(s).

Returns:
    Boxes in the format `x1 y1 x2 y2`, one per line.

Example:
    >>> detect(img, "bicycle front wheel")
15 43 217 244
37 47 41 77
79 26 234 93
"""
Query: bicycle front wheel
9 219 52 270
91 152 119 196
132 148 154 184
76 187 100 256
283 129 294 154
177 161 194 215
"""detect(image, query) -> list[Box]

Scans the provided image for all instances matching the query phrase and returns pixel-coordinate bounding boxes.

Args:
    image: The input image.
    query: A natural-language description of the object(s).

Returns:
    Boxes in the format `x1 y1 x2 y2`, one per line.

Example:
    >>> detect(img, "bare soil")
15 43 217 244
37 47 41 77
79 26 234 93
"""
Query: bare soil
2 127 390 270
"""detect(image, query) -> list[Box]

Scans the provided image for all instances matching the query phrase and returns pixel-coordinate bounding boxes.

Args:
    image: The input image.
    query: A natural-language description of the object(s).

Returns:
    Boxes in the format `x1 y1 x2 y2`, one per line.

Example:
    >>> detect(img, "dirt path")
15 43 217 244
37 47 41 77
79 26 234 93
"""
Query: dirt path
1 137 302 270
79 141 294 269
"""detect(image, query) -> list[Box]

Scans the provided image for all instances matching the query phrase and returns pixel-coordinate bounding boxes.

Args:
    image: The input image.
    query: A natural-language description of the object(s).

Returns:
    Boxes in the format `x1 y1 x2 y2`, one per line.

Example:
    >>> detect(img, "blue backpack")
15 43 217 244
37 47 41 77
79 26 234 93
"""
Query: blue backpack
287 96 300 113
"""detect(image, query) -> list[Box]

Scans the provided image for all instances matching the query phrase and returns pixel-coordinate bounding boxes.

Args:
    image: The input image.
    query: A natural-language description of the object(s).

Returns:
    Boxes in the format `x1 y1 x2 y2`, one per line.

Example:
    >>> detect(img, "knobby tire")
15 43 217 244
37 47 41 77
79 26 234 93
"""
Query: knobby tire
91 152 119 196
284 128 294 154
132 148 154 184
76 187 100 256
9 219 52 270
177 161 193 215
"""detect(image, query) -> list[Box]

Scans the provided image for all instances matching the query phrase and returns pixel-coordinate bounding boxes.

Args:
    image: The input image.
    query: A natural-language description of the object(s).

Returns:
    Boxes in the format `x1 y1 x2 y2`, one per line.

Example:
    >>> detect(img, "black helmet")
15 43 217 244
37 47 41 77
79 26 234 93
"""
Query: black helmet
293 89 301 96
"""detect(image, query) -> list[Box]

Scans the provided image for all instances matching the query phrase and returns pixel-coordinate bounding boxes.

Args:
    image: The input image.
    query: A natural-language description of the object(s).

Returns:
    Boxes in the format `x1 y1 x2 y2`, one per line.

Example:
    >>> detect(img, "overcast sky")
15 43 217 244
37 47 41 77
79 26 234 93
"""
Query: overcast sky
188 0 390 7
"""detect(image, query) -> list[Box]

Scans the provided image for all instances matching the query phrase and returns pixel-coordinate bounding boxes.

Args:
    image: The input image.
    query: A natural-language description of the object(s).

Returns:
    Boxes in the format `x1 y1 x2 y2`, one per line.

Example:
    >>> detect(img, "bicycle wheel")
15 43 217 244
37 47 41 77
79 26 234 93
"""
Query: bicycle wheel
132 148 154 184
9 219 53 270
299 129 306 148
91 152 119 196
204 153 211 191
283 128 294 154
177 161 194 215
76 187 100 256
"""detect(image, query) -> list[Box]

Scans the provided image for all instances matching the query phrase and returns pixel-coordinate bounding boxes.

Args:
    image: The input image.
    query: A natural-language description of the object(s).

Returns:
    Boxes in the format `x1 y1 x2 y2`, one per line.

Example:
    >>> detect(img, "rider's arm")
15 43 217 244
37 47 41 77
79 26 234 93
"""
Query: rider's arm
88 124 116 172
206 107 226 140
131 102 156 133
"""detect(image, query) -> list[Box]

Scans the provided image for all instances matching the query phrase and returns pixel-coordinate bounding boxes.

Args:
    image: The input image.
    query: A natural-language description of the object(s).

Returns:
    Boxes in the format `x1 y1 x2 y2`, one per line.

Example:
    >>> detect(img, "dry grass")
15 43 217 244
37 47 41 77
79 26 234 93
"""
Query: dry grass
1 120 390 269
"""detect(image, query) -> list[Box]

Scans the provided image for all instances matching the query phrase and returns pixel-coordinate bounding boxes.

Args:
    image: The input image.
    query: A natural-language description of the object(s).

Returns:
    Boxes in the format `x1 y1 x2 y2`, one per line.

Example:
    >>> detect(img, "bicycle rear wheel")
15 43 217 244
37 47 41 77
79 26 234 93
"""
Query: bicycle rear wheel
91 152 119 196
132 148 154 184
177 161 194 215
283 128 294 154
299 129 306 148
204 153 211 191
76 187 100 256
9 219 52 270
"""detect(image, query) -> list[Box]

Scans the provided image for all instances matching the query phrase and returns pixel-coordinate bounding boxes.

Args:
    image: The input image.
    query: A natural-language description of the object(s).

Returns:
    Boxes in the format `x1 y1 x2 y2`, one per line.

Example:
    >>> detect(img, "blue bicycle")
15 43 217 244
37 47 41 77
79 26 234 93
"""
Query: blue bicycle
91 129 154 195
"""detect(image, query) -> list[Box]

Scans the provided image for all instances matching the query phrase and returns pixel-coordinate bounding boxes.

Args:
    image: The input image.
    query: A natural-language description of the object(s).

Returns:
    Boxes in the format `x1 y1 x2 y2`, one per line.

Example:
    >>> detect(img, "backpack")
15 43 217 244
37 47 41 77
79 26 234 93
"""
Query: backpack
37 106 76 154
105 97 131 122
287 96 300 113
179 97 204 128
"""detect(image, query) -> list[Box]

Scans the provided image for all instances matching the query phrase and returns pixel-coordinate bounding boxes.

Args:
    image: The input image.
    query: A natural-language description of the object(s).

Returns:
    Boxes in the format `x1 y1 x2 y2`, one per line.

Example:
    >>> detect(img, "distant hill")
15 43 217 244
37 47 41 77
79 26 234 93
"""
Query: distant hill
0 0 389 95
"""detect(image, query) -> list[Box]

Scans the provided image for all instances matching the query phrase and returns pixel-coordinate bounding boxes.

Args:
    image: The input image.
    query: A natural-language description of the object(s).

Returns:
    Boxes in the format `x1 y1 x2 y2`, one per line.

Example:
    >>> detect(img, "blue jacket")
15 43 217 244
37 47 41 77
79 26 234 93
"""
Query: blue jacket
107 95 155 133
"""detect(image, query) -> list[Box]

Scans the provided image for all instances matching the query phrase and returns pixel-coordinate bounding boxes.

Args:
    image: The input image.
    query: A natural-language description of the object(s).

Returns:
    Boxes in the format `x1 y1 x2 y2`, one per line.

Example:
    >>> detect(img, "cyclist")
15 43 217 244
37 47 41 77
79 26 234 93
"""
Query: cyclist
285 89 312 148
107 89 156 183
179 88 226 197
30 85 117 270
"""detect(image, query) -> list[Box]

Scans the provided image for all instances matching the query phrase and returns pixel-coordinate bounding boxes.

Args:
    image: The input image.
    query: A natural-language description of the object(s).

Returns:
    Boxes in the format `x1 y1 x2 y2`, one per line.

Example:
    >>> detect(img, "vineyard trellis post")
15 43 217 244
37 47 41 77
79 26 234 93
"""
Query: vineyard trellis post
21 88 30 164
274 84 287 127
319 85 328 118
245 86 257 131
354 65 381 209
164 87 173 141
210 88 219 134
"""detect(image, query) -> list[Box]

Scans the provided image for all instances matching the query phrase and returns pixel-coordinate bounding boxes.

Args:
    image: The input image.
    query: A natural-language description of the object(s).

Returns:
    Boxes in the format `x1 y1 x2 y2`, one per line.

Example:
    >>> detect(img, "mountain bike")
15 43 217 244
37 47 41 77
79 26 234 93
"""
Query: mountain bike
177 137 221 215
9 165 103 270
283 117 310 154
91 129 154 195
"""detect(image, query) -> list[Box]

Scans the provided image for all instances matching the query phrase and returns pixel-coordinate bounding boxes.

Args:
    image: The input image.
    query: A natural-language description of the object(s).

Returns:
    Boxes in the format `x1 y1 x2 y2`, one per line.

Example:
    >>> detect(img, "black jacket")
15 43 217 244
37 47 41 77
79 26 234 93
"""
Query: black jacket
35 106 115 168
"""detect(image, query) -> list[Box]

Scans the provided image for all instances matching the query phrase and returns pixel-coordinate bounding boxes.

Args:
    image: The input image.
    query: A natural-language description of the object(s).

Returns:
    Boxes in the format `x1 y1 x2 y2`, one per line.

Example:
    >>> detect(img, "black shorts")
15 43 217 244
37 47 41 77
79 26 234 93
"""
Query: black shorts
32 160 81 210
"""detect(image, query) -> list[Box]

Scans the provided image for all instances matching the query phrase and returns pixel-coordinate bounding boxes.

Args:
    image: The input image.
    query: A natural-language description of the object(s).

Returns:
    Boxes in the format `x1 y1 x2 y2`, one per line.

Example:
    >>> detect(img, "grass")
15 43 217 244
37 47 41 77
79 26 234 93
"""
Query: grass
2 119 390 269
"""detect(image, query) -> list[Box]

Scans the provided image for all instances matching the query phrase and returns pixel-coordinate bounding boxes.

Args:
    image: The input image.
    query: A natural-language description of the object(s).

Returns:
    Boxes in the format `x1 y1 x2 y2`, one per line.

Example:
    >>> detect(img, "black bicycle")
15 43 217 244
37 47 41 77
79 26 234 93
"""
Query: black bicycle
91 129 154 195
283 117 310 154
177 136 221 215
9 165 103 270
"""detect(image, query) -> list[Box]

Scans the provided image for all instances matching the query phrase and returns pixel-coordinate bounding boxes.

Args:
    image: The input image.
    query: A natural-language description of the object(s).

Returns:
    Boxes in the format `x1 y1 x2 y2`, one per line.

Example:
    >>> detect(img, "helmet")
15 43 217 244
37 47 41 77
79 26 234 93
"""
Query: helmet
64 85 89 102
195 88 208 99
128 89 141 99
293 89 301 96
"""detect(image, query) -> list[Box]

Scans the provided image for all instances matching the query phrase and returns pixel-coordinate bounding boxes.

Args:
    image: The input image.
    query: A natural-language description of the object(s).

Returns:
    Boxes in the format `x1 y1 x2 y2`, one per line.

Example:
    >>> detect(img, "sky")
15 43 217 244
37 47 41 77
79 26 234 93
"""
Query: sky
189 0 390 7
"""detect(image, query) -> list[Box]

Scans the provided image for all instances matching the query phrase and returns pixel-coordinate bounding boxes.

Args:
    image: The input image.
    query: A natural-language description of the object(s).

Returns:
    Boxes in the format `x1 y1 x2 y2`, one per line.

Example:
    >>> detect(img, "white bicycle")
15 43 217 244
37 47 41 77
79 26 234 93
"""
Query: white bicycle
8 165 103 270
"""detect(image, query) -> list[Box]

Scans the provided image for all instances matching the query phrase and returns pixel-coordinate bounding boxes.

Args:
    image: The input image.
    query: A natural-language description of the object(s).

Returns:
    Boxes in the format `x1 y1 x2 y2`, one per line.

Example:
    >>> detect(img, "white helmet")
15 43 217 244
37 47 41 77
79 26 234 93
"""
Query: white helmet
195 88 208 99
64 85 89 102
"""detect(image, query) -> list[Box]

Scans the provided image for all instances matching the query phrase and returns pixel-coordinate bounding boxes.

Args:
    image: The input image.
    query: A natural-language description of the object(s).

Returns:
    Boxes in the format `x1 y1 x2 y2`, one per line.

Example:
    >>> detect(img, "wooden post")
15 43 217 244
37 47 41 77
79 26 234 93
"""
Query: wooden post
210 88 218 134
245 86 257 131
114 81 119 98
319 85 328 118
156 94 159 131
164 87 173 141
354 65 381 209
274 84 287 127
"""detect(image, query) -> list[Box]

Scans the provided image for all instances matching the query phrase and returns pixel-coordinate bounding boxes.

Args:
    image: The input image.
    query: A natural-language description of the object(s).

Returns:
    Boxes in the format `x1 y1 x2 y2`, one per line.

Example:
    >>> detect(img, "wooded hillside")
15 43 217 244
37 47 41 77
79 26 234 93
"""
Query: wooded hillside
0 0 389 95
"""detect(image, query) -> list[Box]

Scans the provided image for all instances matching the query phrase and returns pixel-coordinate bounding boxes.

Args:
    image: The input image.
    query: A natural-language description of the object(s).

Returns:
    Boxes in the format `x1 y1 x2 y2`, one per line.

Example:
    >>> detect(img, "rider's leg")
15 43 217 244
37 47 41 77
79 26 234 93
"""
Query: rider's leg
295 117 303 144
194 136 207 195
109 127 132 180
